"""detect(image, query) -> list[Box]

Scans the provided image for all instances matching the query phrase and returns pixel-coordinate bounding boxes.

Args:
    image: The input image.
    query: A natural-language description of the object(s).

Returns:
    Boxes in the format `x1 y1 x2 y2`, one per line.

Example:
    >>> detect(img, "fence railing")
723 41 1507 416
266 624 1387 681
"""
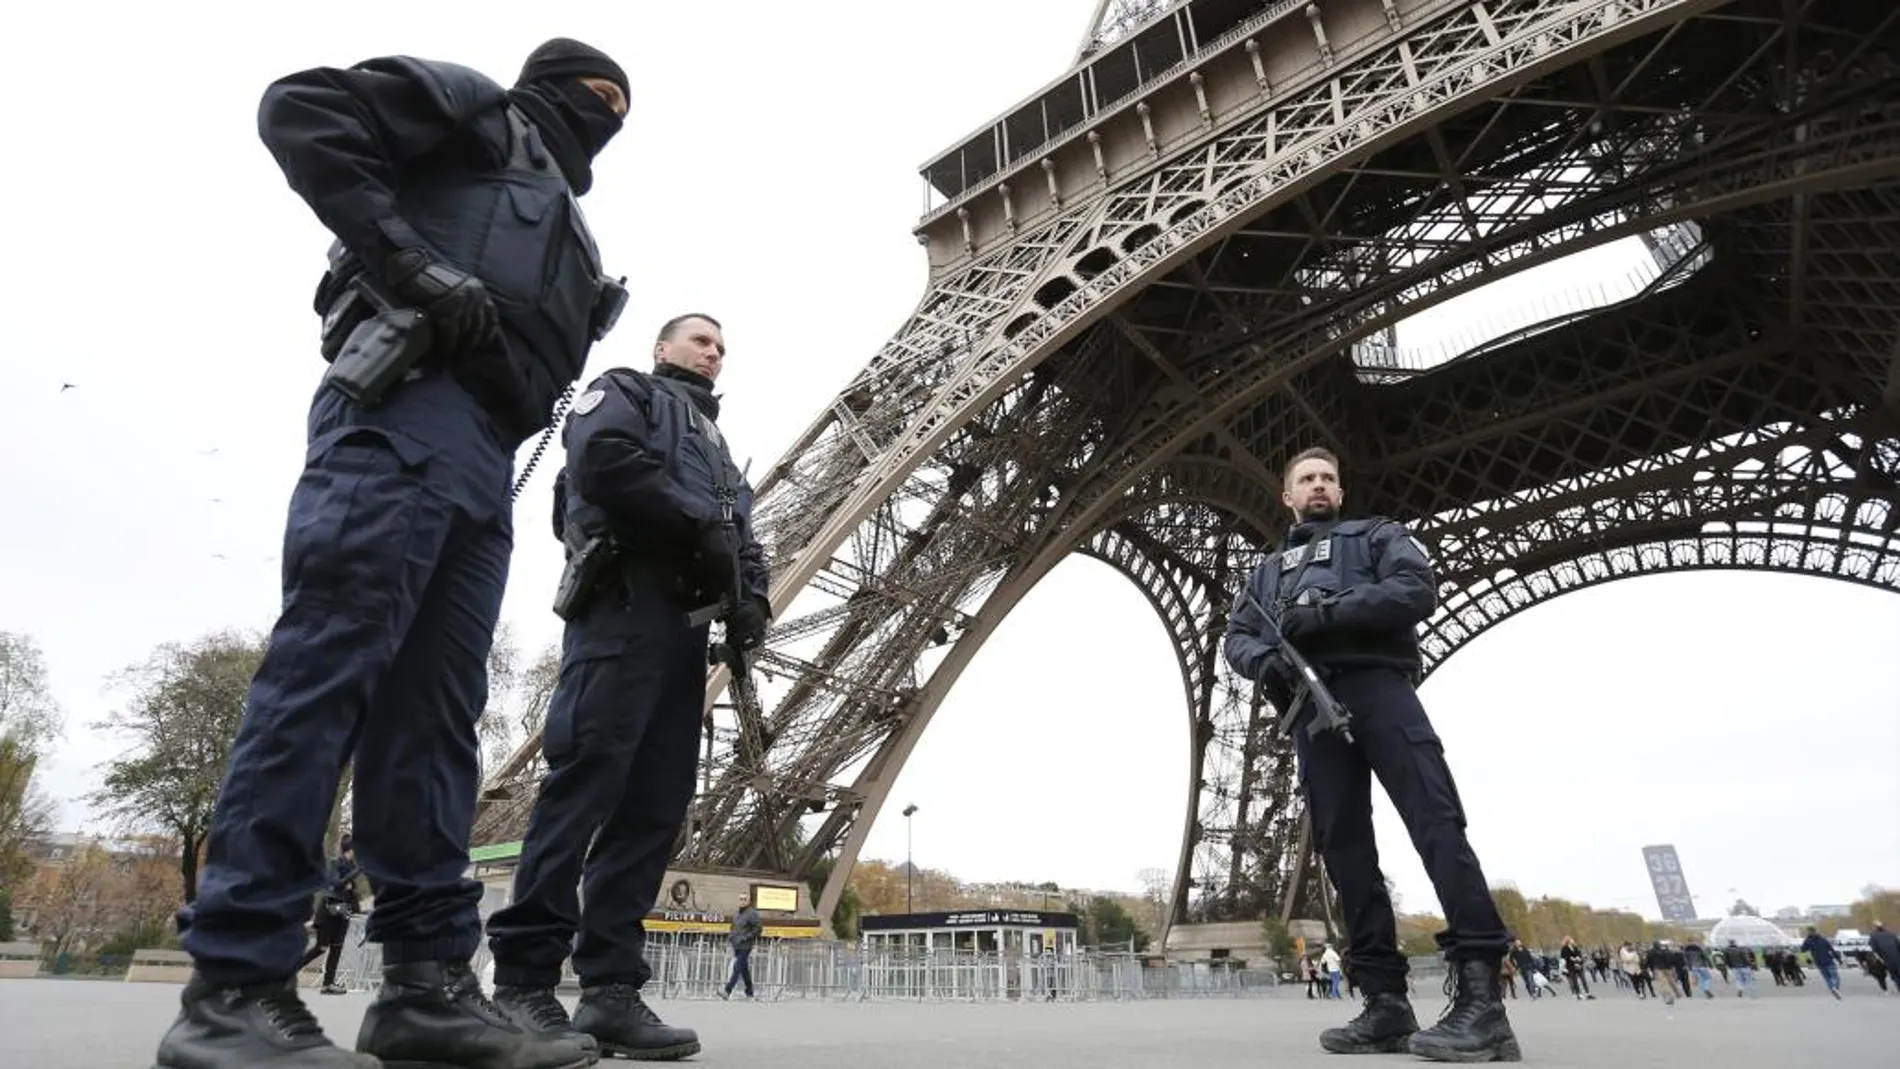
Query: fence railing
313 921 1278 1003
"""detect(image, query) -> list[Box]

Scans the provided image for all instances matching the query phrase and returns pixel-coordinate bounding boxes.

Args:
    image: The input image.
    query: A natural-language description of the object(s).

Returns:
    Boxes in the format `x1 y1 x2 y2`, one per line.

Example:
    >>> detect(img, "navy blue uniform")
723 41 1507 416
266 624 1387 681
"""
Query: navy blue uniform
178 56 617 989
1224 518 1509 994
486 364 769 993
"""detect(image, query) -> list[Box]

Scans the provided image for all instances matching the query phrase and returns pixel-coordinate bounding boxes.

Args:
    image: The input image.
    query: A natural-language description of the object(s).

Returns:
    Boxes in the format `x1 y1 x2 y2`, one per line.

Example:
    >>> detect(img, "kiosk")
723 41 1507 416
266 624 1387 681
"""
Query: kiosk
859 909 1080 999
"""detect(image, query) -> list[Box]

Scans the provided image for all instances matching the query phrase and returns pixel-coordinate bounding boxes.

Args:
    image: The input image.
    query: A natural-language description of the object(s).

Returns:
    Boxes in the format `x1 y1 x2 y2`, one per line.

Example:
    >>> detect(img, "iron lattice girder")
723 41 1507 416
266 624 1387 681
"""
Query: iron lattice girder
1414 410 1900 670
474 0 1900 934
1075 516 1308 926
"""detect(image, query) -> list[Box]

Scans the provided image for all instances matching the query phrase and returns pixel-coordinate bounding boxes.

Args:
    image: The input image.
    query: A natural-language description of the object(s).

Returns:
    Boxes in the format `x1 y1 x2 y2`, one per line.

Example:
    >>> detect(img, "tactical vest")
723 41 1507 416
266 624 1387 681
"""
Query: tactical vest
557 370 749 557
1260 517 1421 673
325 57 622 444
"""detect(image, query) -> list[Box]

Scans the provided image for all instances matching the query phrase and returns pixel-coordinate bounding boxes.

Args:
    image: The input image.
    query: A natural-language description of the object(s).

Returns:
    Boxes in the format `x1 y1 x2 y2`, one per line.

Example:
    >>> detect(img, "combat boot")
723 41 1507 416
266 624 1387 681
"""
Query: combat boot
355 960 597 1069
152 973 380 1069
571 983 702 1061
1318 990 1419 1054
492 986 600 1055
1408 958 1523 1063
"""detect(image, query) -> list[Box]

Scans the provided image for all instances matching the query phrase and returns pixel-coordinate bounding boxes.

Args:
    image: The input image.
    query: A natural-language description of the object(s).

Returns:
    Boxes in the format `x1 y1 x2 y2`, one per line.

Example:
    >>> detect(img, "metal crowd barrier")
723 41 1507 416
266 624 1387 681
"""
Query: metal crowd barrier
308 919 1278 1003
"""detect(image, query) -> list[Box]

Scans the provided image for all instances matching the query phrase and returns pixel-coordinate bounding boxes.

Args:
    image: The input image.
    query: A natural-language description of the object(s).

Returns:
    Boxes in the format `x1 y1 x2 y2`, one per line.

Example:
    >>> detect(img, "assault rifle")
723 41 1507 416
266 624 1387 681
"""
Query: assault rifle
1236 586 1356 745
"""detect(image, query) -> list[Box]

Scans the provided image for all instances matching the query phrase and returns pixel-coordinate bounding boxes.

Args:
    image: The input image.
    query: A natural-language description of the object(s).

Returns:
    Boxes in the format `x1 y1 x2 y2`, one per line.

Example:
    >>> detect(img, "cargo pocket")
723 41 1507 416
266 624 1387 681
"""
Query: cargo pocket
282 425 438 619
1401 721 1469 828
541 635 637 763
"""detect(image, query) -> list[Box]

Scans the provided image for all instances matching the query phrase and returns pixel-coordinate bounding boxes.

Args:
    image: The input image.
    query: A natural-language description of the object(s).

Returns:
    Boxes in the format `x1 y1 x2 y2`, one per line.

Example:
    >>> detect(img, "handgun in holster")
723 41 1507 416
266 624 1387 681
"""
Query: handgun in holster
315 241 436 408
552 529 617 622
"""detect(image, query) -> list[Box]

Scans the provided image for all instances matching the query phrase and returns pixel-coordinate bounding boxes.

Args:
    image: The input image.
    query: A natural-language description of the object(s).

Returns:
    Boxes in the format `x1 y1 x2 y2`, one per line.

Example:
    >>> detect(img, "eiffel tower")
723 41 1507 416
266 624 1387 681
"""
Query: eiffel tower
475 0 1900 948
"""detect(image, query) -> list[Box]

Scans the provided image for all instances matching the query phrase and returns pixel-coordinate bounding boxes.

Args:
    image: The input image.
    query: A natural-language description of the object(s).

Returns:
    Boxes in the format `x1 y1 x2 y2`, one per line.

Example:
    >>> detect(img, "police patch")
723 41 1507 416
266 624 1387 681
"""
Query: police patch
572 389 605 415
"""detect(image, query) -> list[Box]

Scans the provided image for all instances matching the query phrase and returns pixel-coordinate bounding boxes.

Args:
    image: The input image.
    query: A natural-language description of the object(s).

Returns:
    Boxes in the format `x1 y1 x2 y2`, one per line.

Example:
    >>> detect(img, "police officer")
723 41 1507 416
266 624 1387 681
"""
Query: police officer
155 38 634 1069
484 313 770 1061
297 834 363 995
1223 447 1517 1063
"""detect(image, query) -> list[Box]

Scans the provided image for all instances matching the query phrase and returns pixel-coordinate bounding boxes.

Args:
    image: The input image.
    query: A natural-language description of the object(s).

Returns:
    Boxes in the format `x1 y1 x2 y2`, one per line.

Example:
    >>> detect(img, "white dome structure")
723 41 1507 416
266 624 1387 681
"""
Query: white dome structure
1706 914 1796 948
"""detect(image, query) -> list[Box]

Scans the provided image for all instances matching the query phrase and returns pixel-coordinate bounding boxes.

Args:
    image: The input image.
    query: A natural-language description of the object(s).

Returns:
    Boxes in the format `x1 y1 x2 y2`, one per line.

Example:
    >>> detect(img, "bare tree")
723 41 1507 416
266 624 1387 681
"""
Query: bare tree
476 631 561 777
477 622 524 774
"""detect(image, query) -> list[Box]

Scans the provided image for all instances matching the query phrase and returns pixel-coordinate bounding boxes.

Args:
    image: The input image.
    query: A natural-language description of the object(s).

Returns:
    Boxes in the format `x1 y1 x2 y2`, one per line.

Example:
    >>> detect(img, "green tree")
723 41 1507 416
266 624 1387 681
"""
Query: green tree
1491 885 1529 939
0 736 57 891
806 856 861 940
0 886 13 940
1260 916 1297 971
1 632 64 891
1084 895 1151 951
89 631 267 904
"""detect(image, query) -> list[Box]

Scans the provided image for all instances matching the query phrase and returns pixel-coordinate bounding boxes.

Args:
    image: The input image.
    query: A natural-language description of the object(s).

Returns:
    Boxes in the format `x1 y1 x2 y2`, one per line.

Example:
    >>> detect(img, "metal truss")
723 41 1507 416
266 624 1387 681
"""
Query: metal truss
475 0 1900 936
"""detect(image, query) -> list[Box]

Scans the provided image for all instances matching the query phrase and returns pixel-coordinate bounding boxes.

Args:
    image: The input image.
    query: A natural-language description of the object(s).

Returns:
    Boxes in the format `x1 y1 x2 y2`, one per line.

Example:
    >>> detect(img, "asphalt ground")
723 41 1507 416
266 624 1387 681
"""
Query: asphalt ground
0 970 1891 1068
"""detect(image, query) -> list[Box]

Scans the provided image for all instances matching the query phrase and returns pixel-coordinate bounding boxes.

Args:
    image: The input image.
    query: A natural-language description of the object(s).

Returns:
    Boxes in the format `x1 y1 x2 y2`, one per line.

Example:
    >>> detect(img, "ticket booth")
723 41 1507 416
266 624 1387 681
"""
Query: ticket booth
858 909 1080 999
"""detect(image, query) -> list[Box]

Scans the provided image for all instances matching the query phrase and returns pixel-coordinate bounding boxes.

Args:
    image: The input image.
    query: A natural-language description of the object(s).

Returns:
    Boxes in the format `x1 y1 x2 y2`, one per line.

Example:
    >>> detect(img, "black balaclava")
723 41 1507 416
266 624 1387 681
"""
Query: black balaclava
507 37 629 195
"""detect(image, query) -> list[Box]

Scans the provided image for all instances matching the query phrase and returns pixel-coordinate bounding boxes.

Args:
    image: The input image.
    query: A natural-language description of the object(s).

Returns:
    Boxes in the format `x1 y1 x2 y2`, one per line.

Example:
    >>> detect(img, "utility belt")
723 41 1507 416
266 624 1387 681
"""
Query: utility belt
317 263 629 410
552 530 717 623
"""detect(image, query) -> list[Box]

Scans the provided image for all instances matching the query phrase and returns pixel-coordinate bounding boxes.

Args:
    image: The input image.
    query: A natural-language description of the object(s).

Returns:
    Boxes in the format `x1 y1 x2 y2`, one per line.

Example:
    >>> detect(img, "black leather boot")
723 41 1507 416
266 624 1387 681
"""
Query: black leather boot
571 984 701 1061
152 973 380 1069
1318 990 1419 1054
492 987 599 1055
354 961 597 1069
1408 958 1523 1063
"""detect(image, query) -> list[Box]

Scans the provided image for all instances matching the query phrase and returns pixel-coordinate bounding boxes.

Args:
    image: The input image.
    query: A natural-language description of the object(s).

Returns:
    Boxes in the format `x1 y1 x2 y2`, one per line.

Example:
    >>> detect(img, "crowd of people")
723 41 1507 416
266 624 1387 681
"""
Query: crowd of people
1296 924 1900 1004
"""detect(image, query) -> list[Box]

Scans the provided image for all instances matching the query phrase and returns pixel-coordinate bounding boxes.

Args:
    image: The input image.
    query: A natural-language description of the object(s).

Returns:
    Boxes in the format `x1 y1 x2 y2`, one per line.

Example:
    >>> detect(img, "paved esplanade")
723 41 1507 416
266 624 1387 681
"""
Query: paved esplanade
3 978 1890 1068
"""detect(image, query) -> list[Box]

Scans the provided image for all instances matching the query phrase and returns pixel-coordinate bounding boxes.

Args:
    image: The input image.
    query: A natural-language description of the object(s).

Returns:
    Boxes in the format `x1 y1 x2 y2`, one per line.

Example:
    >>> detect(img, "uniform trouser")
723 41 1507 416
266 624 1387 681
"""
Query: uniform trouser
1293 667 1508 995
485 583 707 990
178 375 513 985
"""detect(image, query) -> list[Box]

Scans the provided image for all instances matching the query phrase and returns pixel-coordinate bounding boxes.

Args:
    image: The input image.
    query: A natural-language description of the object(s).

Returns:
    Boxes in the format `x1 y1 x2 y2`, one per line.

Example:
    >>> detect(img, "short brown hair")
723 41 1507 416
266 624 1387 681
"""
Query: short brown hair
1282 446 1339 485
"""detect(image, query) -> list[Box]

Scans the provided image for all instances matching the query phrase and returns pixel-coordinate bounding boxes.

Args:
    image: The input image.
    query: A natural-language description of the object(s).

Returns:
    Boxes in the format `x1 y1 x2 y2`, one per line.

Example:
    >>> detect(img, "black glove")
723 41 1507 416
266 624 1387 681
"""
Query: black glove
727 596 769 652
691 521 740 601
1279 602 1330 643
1255 650 1293 688
381 247 499 355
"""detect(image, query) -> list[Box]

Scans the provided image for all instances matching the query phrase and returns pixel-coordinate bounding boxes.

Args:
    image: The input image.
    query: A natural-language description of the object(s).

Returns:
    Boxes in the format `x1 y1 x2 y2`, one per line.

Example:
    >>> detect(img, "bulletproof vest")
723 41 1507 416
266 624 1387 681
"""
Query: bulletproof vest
1265 518 1421 673
559 370 749 556
650 378 746 514
332 57 617 444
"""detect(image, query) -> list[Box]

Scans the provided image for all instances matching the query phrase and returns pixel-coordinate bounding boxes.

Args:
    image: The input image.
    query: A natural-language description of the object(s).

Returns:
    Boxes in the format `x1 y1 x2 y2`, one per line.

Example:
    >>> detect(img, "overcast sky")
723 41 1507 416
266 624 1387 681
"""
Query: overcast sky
1 0 1894 924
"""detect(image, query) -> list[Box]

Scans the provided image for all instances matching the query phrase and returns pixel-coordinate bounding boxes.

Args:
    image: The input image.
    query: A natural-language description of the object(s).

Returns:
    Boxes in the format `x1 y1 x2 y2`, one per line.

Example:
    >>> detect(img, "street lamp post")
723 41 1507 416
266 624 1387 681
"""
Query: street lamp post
902 803 918 913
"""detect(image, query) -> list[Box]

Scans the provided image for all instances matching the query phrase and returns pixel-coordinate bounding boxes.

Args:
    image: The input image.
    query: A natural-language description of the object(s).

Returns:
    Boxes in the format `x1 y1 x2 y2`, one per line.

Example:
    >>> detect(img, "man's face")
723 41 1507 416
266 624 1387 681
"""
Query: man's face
655 317 726 381
1281 457 1343 521
577 76 629 117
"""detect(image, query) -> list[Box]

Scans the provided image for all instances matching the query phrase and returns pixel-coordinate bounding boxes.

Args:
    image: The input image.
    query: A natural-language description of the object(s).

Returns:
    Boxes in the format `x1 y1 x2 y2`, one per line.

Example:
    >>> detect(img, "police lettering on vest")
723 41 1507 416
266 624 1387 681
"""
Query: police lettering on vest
1226 518 1437 681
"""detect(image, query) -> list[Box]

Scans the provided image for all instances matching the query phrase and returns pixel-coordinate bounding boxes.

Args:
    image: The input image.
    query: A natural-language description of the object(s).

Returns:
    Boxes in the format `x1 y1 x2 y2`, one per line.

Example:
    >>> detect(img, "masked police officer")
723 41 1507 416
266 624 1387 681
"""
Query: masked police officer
1223 447 1517 1063
483 313 770 1061
155 38 634 1069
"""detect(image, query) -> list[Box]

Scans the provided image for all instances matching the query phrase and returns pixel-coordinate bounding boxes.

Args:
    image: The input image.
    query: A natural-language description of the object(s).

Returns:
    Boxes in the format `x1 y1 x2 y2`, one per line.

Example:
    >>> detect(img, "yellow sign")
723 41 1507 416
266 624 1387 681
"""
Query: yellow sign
762 925 823 940
752 884 799 912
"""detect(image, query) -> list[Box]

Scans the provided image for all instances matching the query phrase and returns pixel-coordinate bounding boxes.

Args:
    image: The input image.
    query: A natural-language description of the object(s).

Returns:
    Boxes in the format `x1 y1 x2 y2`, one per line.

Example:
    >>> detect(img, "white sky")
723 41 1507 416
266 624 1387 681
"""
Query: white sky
2 0 1895 923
